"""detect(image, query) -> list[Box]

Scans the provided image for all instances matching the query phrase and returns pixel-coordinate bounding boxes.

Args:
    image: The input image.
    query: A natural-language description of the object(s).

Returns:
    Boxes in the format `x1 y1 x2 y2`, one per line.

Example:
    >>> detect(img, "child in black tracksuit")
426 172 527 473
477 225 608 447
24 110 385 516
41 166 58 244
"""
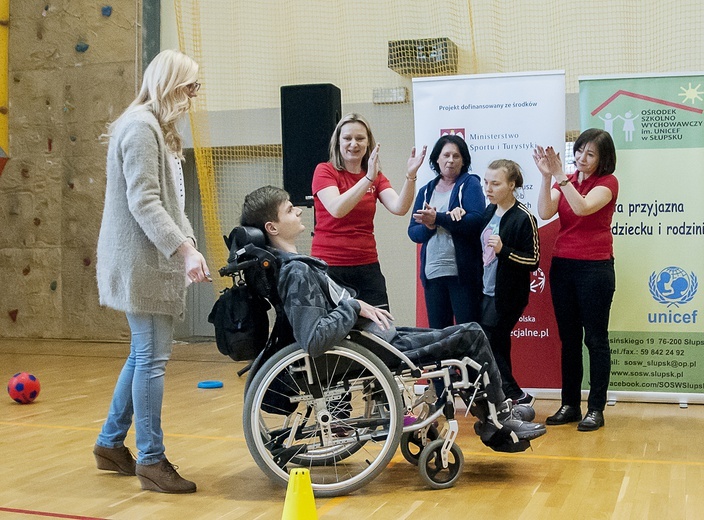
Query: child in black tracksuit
480 160 540 404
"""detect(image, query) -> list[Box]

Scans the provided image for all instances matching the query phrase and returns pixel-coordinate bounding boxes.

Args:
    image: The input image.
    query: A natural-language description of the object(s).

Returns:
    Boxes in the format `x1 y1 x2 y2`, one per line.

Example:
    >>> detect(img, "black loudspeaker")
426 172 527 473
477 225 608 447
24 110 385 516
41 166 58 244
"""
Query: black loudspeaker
281 84 342 207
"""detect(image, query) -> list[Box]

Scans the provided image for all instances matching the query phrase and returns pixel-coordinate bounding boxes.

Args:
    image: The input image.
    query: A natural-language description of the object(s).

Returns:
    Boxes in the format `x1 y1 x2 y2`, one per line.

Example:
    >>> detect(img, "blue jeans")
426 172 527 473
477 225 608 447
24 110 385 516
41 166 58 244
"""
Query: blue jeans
550 257 615 412
424 275 480 329
96 313 174 465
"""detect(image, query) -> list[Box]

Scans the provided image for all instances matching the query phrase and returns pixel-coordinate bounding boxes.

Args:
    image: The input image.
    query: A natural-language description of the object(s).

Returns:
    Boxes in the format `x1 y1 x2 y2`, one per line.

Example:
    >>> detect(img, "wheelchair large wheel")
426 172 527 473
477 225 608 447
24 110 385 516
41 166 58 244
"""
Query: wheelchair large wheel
418 439 464 490
243 342 403 497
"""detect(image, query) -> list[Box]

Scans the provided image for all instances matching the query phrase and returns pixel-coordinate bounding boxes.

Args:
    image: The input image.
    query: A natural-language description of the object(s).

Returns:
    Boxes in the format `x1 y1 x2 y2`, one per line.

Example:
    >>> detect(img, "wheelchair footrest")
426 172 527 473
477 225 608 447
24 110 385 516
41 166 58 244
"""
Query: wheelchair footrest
489 438 531 453
476 421 531 453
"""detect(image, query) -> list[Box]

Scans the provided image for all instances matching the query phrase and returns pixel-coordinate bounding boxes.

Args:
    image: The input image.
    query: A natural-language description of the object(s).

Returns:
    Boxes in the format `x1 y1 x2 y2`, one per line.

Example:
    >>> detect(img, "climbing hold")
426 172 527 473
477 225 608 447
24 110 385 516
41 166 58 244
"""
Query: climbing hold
75 42 89 53
21 168 30 178
101 6 113 17
83 257 91 267
22 266 30 276
50 281 57 291
33 218 41 226
9 309 18 322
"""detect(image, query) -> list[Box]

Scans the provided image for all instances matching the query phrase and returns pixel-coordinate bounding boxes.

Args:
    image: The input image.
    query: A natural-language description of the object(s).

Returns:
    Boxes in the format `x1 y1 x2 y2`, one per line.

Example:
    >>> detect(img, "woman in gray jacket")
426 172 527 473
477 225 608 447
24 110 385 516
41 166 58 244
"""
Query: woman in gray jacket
93 50 210 494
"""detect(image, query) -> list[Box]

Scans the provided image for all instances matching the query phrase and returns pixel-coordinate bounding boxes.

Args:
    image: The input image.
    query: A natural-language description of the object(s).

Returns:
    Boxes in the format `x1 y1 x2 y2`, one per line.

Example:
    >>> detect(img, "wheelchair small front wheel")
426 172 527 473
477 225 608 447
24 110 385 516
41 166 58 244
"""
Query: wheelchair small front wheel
400 425 439 466
418 438 464 489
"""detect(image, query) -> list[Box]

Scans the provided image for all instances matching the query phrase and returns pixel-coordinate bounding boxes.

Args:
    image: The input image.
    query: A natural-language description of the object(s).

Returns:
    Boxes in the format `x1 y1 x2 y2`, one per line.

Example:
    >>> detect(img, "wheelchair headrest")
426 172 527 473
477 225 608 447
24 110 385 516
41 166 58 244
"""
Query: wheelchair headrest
224 226 266 252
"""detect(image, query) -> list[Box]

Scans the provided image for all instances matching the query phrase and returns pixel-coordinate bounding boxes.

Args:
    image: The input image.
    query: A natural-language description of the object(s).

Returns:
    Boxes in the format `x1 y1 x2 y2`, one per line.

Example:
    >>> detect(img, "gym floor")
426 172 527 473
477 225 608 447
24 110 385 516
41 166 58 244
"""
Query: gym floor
2 339 703 519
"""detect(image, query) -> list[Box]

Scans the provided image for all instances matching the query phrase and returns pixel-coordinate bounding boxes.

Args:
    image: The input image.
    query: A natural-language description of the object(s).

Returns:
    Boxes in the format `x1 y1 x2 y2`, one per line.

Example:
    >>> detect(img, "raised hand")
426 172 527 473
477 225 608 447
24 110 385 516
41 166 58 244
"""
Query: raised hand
367 143 381 181
533 145 563 179
407 145 428 178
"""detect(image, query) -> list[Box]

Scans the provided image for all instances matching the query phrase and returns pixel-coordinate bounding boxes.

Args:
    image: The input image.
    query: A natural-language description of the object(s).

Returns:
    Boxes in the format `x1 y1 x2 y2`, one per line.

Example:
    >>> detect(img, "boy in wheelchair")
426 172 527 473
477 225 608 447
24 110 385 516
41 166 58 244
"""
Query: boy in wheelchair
239 186 546 453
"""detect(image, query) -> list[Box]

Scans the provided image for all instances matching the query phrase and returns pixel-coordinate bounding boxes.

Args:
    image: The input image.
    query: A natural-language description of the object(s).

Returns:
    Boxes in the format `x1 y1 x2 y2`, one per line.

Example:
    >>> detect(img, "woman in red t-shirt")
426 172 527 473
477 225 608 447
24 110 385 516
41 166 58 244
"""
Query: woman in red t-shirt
312 113 426 310
534 128 618 432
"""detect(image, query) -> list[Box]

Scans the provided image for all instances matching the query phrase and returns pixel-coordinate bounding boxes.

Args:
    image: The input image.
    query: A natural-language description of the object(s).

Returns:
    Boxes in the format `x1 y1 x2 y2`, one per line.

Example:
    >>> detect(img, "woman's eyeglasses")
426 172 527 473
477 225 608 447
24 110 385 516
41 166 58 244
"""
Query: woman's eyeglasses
188 82 201 92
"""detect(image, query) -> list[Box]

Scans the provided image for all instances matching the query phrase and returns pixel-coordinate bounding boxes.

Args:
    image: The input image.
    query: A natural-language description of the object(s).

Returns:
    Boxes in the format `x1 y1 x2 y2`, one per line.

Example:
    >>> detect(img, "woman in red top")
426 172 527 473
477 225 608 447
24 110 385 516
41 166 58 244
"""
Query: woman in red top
534 128 618 432
312 113 426 310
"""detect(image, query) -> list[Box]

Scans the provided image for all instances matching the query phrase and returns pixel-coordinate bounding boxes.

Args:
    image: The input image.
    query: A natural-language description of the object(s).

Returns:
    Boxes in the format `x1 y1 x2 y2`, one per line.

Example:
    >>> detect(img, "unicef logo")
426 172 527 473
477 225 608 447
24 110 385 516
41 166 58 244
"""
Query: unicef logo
649 266 698 307
530 268 546 293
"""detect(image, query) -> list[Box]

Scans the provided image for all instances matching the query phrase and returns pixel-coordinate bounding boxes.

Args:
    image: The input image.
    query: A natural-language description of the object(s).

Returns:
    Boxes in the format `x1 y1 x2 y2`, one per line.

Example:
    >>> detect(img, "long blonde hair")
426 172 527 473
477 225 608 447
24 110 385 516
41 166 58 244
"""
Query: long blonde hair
110 49 198 157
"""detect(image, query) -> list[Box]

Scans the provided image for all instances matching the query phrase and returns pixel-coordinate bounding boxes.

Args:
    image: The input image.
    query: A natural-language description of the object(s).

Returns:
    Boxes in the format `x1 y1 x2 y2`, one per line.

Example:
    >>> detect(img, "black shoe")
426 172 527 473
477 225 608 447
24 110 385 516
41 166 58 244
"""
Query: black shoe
513 392 535 407
577 409 604 431
546 405 582 425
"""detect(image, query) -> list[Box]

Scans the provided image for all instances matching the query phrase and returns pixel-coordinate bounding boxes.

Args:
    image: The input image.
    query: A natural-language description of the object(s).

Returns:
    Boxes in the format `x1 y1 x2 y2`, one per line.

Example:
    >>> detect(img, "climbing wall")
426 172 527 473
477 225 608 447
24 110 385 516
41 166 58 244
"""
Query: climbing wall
0 0 7 177
0 2 138 339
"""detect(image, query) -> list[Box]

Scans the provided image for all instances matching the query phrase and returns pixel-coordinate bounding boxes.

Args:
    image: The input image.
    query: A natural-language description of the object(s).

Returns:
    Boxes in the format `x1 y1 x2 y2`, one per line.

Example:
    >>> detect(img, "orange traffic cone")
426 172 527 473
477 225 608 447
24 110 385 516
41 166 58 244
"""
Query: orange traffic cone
281 468 318 520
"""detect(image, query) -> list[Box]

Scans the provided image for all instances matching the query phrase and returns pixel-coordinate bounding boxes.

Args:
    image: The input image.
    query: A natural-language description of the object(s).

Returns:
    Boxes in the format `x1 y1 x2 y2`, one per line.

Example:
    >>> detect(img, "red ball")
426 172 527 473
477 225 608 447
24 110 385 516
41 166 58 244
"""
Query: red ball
7 372 41 404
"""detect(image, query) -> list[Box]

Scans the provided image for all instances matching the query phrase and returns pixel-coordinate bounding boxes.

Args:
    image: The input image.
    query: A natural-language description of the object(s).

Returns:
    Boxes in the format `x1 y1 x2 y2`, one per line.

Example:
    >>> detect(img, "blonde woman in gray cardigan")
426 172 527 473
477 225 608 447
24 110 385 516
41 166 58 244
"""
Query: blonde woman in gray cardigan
93 50 209 494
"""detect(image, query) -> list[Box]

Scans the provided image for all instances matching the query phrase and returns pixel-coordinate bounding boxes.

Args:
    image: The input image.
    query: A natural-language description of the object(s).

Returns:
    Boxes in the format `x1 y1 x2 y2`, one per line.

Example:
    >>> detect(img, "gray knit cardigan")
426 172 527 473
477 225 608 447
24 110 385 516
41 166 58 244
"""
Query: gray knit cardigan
96 107 196 317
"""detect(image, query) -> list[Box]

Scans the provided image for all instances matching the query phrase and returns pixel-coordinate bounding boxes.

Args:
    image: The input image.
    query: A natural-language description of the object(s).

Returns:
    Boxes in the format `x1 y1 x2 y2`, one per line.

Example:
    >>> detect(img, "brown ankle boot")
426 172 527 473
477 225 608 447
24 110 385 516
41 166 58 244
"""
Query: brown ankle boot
136 458 196 494
93 444 136 476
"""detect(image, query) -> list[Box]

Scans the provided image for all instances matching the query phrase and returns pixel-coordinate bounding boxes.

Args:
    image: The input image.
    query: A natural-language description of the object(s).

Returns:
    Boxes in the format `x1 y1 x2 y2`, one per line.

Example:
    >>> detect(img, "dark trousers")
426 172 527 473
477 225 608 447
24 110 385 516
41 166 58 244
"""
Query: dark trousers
481 295 526 400
392 323 506 405
550 257 615 412
424 275 480 329
328 262 389 310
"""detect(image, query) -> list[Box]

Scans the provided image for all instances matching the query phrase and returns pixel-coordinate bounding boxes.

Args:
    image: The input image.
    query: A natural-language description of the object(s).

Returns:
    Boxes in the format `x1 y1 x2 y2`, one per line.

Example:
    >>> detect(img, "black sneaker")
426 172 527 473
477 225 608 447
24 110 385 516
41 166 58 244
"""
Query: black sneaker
514 392 535 407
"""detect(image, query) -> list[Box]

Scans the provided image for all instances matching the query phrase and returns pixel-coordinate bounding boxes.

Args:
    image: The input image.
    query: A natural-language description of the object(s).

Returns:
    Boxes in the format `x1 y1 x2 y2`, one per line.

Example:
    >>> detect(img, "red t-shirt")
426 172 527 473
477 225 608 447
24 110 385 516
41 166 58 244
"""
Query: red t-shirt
553 172 619 260
311 162 392 266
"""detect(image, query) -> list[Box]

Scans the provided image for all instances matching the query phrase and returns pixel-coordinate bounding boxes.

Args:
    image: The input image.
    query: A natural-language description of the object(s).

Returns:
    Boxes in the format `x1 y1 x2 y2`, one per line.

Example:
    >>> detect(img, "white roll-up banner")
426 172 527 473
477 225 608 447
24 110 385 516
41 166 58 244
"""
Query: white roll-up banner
412 71 565 390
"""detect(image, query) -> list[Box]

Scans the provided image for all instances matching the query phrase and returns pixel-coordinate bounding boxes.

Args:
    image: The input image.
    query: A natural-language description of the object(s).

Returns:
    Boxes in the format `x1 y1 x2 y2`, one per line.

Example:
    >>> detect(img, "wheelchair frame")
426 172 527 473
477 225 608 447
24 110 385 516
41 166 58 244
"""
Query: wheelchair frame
219 226 526 497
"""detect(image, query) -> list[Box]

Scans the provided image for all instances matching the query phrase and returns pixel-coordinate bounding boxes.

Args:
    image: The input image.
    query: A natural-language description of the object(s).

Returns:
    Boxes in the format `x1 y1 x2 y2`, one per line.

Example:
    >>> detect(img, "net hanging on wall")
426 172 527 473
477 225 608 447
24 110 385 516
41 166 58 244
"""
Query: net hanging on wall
174 0 703 294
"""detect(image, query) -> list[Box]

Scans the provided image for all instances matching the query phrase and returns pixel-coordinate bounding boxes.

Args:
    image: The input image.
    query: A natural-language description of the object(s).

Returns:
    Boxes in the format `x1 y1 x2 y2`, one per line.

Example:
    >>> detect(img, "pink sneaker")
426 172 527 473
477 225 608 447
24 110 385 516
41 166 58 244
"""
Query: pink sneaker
403 413 418 427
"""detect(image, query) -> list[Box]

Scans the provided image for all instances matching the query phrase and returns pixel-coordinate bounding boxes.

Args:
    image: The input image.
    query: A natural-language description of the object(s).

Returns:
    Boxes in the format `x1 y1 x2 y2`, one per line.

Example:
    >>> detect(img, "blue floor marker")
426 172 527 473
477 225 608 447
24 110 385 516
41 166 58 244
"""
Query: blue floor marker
197 380 223 389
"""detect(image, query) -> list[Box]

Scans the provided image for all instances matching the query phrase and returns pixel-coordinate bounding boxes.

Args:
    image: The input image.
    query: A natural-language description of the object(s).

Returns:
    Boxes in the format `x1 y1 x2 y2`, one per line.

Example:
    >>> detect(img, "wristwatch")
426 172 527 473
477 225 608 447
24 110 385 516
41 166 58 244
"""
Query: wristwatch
558 178 569 186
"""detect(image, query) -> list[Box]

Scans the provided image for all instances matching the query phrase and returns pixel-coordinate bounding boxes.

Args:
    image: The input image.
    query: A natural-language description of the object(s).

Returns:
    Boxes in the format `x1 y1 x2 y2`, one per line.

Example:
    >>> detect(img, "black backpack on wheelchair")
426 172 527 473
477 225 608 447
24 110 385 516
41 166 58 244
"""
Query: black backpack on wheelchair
208 226 293 364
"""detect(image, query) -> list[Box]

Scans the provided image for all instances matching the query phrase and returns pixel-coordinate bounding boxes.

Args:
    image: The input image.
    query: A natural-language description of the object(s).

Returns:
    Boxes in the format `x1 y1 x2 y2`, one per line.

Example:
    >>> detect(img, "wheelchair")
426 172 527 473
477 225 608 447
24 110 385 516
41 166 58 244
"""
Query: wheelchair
217 226 533 497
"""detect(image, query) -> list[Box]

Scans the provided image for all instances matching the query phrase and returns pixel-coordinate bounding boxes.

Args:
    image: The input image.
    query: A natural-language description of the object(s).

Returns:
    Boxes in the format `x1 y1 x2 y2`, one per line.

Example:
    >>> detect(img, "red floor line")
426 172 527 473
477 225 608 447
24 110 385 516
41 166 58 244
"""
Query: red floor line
0 507 106 520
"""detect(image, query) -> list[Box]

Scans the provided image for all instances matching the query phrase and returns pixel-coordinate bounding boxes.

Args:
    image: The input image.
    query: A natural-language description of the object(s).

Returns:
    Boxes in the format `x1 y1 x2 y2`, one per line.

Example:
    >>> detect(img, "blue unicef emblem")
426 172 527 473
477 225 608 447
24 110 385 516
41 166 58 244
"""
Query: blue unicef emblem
649 266 697 307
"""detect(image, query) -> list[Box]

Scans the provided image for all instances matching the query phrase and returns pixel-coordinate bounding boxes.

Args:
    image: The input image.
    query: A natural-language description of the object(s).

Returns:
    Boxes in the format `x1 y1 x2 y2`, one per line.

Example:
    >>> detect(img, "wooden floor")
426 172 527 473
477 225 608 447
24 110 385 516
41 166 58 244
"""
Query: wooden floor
2 339 703 520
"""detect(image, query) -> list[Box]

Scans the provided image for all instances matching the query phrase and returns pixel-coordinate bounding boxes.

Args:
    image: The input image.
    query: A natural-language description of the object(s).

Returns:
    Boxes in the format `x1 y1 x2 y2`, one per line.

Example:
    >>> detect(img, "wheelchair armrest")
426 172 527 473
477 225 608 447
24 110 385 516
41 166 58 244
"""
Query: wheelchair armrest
348 330 420 375
220 243 276 277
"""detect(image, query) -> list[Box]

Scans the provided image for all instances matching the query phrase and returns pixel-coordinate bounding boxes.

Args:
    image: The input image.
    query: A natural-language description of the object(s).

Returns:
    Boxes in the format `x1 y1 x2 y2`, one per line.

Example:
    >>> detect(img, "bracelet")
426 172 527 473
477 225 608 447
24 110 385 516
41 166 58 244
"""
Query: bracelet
557 178 569 187
405 174 417 182
364 175 373 183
